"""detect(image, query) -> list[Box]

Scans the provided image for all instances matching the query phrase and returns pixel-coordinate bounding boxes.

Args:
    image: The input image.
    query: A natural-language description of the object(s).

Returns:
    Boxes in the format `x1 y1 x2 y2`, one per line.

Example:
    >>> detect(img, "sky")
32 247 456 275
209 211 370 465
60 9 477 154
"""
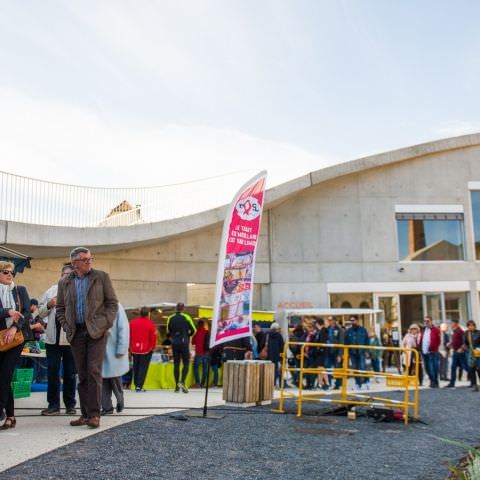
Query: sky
1 0 480 192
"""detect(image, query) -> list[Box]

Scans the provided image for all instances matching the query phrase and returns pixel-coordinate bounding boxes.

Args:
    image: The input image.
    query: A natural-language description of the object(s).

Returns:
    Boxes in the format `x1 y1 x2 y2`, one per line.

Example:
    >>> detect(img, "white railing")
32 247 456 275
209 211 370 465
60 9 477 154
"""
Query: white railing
0 170 256 227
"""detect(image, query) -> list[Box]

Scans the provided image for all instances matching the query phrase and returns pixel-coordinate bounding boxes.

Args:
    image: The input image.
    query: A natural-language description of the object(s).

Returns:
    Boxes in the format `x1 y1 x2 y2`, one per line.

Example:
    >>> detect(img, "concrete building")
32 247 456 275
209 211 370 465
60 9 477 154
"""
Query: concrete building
3 133 480 333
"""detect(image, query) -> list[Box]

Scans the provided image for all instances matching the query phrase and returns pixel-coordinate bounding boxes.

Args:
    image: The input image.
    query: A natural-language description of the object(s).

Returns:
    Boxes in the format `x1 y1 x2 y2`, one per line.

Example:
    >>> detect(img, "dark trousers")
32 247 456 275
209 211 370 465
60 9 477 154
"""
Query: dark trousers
45 343 77 410
407 358 424 386
325 352 342 388
273 359 282 387
304 356 317 389
173 344 190 384
193 354 209 386
102 377 124 411
0 343 24 417
132 352 152 389
350 354 366 387
422 352 439 386
70 325 107 418
449 351 469 385
469 365 480 386
439 353 449 380
211 364 219 386
468 354 480 386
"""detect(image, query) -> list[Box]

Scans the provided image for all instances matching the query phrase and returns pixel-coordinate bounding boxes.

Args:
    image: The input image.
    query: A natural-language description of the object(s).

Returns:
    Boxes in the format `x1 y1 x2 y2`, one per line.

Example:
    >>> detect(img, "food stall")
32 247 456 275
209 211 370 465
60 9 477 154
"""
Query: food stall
124 304 275 389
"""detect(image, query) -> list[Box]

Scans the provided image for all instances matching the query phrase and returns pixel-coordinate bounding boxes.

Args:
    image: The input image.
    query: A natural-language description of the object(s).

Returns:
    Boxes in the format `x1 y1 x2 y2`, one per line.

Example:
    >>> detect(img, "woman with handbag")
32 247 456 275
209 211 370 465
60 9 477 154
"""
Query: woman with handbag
0 261 32 429
465 320 480 392
267 323 285 388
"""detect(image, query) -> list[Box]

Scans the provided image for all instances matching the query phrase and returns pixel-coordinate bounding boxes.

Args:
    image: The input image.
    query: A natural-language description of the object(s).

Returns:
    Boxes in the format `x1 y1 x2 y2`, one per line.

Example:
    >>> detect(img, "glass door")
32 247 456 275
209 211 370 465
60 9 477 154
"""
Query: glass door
374 294 400 335
423 293 445 323
399 294 423 335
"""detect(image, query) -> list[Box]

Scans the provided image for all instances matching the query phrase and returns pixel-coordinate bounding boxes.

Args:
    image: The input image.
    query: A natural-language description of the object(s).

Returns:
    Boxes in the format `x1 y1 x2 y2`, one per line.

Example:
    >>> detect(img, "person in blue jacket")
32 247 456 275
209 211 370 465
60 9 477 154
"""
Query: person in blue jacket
344 315 370 391
101 304 130 415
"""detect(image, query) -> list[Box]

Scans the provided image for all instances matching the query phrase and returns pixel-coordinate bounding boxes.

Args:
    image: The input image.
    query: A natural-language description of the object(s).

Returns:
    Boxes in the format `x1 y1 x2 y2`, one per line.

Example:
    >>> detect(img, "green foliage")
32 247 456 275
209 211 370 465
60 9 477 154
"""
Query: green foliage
435 436 480 480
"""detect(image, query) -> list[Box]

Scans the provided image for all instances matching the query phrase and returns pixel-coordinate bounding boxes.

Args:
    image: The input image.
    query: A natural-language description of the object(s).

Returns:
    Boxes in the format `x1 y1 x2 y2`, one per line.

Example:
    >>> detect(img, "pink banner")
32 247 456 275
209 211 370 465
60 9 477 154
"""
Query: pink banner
210 171 267 348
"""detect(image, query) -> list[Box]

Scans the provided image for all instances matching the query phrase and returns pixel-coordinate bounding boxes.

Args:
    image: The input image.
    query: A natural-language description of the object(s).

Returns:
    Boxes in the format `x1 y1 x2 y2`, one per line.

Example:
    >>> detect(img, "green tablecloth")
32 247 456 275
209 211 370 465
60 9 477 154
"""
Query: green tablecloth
138 363 223 390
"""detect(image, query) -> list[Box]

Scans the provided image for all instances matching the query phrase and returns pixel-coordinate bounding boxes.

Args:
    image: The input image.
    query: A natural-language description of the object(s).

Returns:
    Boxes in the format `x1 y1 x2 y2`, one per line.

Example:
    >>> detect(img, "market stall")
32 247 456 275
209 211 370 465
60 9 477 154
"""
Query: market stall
123 303 273 389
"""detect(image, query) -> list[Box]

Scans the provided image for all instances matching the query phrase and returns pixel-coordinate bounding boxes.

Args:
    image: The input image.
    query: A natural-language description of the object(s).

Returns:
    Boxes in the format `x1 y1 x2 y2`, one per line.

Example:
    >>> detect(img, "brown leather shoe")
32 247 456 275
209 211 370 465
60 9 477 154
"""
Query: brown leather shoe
70 416 88 427
1 417 16 430
87 416 100 428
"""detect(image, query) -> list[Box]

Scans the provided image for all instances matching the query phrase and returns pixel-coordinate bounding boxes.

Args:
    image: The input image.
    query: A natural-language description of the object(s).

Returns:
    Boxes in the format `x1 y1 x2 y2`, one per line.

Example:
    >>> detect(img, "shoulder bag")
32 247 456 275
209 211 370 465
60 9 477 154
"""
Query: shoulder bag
259 334 269 360
0 328 24 352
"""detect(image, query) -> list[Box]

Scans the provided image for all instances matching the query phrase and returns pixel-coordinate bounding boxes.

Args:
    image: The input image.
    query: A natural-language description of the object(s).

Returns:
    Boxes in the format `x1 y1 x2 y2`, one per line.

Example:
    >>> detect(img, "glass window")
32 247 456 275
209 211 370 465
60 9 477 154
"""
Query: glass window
396 213 465 261
471 191 480 259
330 293 373 309
444 292 469 322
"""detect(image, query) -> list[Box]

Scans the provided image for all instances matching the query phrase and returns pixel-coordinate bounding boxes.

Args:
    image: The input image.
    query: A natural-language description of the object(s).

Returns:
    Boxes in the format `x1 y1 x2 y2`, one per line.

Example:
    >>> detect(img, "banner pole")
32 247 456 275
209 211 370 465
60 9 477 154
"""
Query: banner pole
186 351 224 420
202 354 211 417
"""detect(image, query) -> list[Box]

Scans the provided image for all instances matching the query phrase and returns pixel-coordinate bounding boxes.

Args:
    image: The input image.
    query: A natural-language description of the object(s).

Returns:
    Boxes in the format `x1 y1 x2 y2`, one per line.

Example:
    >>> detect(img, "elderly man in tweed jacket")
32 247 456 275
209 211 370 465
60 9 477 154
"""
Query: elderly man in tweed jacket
57 247 118 429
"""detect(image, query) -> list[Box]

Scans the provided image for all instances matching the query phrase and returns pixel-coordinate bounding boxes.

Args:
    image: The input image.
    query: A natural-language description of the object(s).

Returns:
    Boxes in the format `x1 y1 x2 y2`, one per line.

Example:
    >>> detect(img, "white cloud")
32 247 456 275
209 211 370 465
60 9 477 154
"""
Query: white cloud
0 87 334 194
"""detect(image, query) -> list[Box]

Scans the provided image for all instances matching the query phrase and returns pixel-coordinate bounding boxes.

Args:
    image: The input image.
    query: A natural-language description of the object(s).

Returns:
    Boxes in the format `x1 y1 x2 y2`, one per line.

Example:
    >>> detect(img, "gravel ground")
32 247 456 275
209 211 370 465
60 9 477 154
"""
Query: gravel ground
2 387 479 480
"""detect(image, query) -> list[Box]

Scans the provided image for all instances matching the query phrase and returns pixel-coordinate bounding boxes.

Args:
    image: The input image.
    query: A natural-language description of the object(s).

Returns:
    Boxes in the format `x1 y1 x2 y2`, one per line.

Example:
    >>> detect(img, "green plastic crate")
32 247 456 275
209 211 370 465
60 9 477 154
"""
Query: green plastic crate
12 381 31 399
13 368 34 383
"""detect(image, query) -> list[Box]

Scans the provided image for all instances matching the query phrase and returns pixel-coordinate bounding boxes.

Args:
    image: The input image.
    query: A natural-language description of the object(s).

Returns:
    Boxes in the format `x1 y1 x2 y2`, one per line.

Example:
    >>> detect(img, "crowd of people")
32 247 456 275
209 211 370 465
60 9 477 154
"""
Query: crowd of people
283 314 480 393
2 248 480 432
400 316 480 390
285 315 371 391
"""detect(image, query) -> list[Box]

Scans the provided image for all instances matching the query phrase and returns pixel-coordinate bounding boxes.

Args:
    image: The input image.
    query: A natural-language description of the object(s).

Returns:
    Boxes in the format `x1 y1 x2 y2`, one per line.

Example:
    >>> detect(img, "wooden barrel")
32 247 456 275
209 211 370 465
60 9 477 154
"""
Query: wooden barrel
258 361 275 404
223 361 274 406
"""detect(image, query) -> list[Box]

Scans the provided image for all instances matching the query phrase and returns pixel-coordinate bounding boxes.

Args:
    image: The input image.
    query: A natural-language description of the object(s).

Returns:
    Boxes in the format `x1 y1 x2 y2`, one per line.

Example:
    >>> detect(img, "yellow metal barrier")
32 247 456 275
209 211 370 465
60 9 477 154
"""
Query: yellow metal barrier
274 342 420 425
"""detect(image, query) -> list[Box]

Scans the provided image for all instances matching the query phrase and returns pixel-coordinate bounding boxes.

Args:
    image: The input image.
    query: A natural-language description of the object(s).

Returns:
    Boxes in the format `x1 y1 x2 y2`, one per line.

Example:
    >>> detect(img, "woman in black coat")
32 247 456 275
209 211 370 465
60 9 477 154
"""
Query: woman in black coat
267 322 285 387
0 262 31 429
312 318 329 390
465 320 480 391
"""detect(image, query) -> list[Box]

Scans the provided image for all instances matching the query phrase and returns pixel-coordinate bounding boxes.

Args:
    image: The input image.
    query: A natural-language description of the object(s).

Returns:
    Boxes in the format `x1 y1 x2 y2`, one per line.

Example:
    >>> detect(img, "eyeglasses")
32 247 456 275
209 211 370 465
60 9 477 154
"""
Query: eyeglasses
0 270 15 276
74 257 94 264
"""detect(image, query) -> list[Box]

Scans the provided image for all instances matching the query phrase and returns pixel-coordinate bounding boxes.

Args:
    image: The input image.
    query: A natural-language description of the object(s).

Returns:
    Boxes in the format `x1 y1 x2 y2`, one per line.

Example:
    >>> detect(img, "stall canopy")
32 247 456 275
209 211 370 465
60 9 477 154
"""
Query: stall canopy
0 246 31 273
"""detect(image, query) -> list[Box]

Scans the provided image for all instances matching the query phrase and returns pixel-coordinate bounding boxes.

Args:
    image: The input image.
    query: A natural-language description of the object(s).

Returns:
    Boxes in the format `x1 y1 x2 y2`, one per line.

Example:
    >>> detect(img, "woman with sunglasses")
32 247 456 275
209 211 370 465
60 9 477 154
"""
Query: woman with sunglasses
0 261 32 429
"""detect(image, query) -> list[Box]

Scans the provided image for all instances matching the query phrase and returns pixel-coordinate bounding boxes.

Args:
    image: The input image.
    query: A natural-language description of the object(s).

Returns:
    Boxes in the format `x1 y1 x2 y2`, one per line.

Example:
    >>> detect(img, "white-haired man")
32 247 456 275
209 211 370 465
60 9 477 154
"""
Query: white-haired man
57 247 118 428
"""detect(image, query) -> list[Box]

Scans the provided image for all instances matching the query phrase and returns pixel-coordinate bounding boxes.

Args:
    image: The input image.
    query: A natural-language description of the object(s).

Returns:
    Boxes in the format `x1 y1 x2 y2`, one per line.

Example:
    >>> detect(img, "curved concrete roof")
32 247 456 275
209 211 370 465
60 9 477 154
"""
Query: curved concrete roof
3 132 480 258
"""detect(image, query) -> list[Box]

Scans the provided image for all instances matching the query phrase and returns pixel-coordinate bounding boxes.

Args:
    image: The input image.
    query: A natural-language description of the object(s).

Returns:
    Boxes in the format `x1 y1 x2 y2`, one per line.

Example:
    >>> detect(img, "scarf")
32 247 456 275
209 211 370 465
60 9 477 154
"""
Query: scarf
0 282 16 328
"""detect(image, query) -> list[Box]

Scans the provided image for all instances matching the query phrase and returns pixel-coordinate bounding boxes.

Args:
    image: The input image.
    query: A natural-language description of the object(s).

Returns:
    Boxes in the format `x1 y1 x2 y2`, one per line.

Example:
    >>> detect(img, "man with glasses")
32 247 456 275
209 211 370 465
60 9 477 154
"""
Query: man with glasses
38 263 77 416
57 247 118 428
345 315 370 391
419 316 441 388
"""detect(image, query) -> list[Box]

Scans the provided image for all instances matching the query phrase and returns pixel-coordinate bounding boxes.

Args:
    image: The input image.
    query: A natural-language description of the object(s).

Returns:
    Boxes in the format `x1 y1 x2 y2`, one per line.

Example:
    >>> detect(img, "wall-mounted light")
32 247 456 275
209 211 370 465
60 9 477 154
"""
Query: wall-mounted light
398 267 405 273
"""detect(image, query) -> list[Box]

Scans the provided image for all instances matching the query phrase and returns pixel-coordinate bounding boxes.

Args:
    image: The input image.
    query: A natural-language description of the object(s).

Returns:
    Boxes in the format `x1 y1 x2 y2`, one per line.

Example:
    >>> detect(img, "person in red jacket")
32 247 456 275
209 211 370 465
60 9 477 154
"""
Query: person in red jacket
419 316 441 388
445 319 468 389
191 318 209 388
129 307 157 392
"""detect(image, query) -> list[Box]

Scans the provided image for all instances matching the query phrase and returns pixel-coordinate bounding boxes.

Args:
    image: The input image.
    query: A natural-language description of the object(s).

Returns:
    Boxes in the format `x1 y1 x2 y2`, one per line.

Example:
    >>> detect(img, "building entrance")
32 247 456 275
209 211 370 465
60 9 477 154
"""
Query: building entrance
399 295 423 334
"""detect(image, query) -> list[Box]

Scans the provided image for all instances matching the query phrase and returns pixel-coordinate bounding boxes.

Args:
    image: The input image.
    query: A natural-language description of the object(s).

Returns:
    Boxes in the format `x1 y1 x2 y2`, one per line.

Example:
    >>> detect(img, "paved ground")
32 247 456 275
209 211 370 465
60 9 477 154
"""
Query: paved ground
0 380 478 480
0 387 225 472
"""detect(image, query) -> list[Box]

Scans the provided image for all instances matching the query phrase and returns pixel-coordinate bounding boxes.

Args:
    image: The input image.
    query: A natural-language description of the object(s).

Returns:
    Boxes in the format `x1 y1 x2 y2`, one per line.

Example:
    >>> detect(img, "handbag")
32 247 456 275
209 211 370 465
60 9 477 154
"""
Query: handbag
0 328 24 352
259 334 269 360
15 287 33 342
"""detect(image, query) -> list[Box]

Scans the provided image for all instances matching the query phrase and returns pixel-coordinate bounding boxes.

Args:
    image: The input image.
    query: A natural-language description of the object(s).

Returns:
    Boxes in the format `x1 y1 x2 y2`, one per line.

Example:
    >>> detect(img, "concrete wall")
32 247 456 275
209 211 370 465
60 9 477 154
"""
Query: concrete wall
268 146 480 315
17 219 271 309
